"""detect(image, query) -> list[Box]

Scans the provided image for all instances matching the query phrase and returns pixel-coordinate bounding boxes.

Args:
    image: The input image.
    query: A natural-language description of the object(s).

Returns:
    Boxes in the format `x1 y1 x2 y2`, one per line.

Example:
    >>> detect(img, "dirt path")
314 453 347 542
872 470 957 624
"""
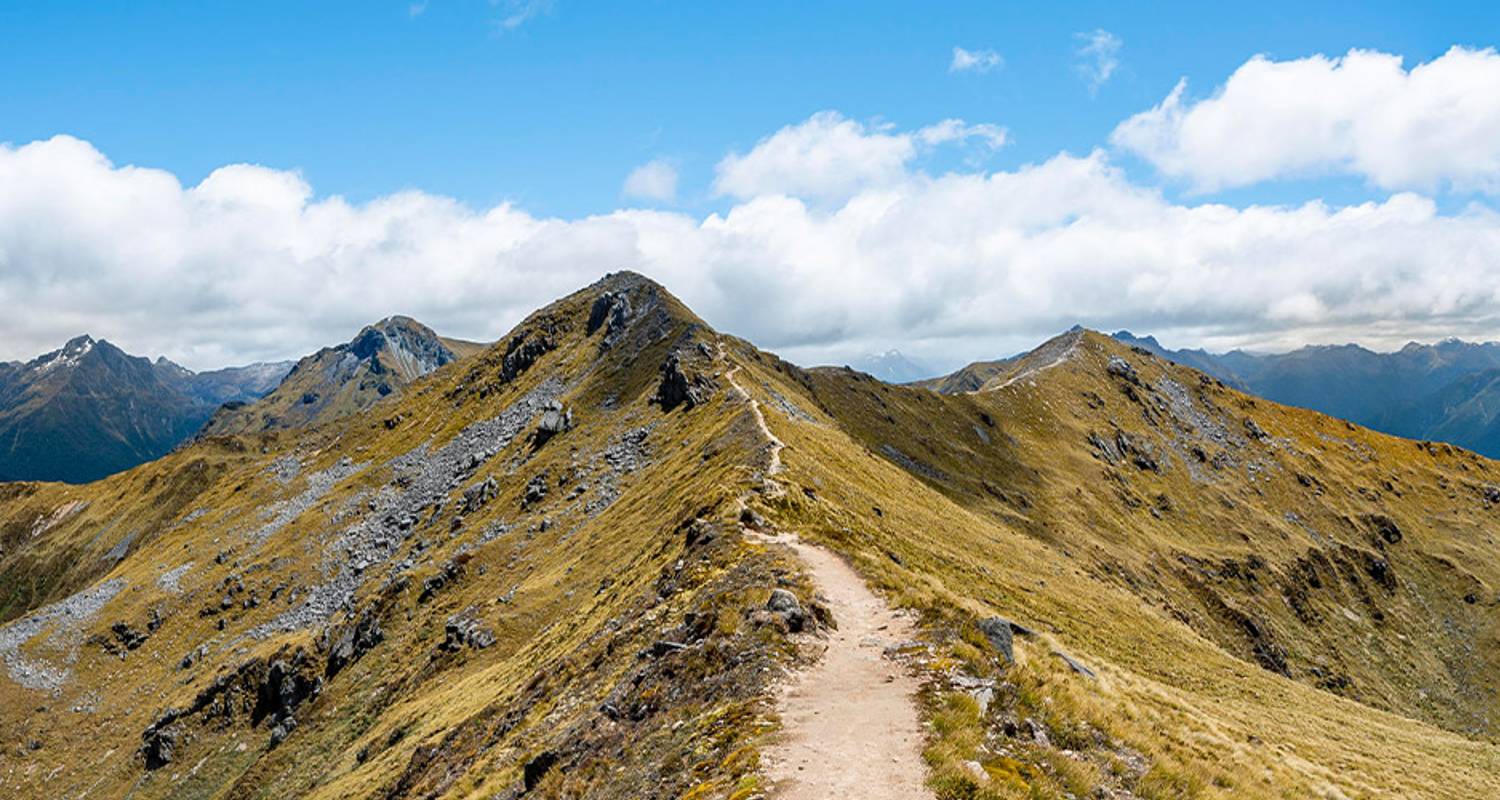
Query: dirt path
747 530 933 799
723 364 784 476
724 354 931 797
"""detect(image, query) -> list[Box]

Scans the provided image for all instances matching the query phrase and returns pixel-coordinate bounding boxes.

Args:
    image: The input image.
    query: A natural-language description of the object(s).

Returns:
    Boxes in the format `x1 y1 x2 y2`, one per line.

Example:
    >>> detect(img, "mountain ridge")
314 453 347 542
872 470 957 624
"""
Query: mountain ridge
0 335 291 483
0 274 1496 798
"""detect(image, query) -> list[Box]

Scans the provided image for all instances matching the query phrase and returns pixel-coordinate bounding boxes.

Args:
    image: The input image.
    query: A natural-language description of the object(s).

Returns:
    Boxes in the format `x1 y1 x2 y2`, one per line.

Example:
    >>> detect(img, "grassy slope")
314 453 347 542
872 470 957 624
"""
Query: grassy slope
0 275 805 800
733 330 1500 799
1 285 1497 799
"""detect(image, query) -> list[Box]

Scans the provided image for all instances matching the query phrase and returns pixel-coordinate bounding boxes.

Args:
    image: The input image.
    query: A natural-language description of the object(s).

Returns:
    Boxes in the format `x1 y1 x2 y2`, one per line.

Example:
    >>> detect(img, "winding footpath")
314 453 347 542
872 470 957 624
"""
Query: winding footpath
724 356 933 799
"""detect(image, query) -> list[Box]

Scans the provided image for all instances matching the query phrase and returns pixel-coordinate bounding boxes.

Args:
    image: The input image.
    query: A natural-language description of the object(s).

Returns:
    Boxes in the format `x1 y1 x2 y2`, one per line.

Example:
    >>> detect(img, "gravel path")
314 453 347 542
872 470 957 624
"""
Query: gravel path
749 530 933 800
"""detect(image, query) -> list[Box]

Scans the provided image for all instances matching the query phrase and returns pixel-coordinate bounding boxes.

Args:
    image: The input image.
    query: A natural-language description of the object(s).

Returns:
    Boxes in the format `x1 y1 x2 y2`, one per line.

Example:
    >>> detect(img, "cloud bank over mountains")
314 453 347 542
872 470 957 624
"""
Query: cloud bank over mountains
5 46 1500 371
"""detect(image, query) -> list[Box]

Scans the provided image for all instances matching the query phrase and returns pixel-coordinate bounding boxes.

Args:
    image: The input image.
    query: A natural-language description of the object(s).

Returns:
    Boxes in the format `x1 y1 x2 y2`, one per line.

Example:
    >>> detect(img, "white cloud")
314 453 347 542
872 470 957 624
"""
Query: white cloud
622 158 679 202
5 123 1500 373
1074 29 1122 93
1112 46 1500 193
408 2 428 18
713 111 1006 203
495 0 553 31
950 47 1003 74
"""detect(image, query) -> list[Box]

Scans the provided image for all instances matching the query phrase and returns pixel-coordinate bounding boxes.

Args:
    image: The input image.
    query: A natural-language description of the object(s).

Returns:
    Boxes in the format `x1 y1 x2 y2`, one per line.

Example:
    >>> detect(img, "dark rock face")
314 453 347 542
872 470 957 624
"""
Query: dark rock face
1365 514 1403 545
140 717 179 770
587 290 633 348
1113 430 1160 473
321 610 384 679
140 647 324 768
1106 356 1141 385
1244 418 1272 443
110 621 149 651
523 750 559 791
654 353 716 411
500 330 557 384
419 557 469 603
977 616 1016 663
441 616 495 652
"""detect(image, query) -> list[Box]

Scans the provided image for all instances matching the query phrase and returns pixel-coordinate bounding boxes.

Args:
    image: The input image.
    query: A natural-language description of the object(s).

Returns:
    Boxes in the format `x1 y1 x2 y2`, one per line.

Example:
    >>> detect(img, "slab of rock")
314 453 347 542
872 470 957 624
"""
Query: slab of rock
977 616 1015 663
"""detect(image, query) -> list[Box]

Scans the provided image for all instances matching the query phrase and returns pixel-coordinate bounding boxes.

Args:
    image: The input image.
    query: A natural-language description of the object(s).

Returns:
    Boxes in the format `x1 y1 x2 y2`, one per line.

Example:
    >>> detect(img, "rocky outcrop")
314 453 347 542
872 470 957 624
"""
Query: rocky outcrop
587 290 633 348
140 647 324 768
533 401 572 445
654 352 716 411
500 329 557 384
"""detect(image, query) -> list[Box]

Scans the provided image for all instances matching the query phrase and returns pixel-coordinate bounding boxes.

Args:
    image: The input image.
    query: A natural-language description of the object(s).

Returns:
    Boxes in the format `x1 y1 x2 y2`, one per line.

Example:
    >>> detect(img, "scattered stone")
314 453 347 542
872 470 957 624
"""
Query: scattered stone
248 379 560 640
1365 514 1403 545
534 400 573 444
952 674 996 715
1054 650 1097 679
522 473 549 509
1106 356 1140 385
0 577 127 691
461 476 499 515
976 616 1016 663
767 589 808 632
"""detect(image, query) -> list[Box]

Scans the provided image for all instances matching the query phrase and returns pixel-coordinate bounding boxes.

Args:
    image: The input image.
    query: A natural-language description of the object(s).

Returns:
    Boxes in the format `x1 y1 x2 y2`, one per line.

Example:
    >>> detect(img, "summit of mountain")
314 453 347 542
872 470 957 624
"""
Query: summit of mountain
197 315 483 437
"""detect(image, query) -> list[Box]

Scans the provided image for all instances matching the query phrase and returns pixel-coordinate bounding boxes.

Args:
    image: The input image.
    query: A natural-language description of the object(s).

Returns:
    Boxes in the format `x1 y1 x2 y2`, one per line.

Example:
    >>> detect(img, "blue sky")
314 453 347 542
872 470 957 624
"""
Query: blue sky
3 1 1488 217
5 2 1500 371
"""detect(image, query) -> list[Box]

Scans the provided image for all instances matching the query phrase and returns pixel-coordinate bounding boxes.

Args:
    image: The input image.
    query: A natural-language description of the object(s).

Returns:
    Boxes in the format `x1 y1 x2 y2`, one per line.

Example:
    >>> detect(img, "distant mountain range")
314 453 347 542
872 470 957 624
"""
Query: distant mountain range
0 336 290 483
843 350 936 383
921 329 1500 458
199 316 482 437
0 317 482 484
1110 331 1500 457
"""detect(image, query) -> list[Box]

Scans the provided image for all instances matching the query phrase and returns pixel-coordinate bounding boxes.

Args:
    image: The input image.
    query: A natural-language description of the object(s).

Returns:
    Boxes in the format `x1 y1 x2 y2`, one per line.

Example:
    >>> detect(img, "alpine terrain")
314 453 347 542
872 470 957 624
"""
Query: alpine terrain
1103 331 1500 459
0 336 289 484
199 316 484 438
0 273 1497 800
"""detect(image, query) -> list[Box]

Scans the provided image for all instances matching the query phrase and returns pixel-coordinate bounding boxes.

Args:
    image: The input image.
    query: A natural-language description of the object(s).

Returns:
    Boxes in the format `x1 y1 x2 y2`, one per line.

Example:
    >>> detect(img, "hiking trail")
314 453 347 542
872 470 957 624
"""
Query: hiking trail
726 355 932 799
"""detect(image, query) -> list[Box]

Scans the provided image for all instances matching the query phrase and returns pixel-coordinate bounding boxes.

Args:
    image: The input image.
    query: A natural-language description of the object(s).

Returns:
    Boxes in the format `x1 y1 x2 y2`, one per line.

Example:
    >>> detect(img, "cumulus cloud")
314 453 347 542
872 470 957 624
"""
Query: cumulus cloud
623 158 678 202
950 46 1003 74
1112 46 1500 193
1074 29 1122 93
5 121 1500 373
713 111 1006 202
